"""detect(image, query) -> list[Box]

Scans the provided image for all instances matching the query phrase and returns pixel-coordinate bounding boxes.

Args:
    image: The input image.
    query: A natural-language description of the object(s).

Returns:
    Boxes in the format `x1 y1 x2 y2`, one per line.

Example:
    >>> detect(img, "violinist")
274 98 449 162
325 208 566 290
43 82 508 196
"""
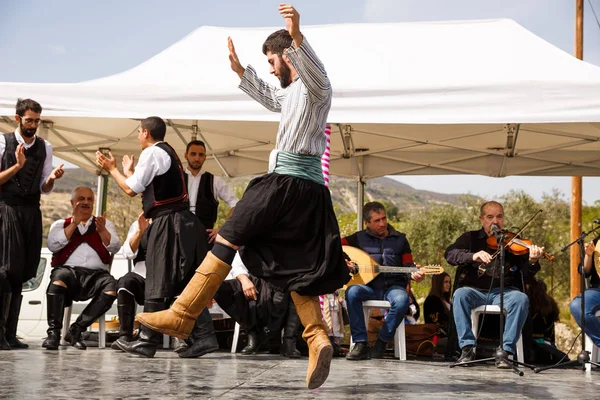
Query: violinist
444 201 544 368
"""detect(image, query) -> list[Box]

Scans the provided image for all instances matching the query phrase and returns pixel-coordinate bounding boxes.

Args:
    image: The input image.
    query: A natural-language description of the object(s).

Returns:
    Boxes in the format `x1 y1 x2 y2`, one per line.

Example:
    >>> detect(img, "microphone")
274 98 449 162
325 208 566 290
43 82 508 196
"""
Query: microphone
490 224 501 235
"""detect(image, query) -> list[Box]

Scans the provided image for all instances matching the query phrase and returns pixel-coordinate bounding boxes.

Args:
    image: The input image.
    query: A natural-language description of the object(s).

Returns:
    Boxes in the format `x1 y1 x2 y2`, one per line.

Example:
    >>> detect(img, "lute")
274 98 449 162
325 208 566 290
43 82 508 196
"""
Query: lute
343 245 444 287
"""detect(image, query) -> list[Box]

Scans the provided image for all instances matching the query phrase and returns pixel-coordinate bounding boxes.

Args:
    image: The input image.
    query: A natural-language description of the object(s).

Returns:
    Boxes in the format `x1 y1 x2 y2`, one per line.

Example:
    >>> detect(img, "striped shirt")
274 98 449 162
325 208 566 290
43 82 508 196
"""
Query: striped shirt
239 37 332 156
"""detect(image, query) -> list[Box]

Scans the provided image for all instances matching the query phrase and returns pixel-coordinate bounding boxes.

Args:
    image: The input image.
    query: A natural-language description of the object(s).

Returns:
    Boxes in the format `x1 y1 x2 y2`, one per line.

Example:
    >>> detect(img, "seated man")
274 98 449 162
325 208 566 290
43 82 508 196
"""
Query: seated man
344 201 425 360
570 239 600 350
445 200 543 368
42 186 121 350
112 213 149 349
114 214 219 358
214 252 301 357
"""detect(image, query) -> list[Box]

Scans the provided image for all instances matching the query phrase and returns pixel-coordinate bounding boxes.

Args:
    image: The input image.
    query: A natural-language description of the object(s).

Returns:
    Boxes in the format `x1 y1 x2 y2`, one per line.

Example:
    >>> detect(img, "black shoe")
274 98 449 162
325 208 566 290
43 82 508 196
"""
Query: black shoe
115 337 158 358
330 337 347 358
241 331 258 355
111 335 134 351
173 338 189 354
370 339 387 359
281 337 301 358
65 325 87 350
496 351 514 369
178 336 219 358
346 342 370 361
7 338 28 349
0 292 11 350
456 345 476 365
42 331 61 350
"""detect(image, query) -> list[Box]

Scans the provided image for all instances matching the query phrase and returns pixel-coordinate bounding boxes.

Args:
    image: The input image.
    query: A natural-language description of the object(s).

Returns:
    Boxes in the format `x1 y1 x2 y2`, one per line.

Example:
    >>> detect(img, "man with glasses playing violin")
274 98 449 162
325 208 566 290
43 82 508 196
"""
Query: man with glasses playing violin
0 99 64 350
445 201 544 368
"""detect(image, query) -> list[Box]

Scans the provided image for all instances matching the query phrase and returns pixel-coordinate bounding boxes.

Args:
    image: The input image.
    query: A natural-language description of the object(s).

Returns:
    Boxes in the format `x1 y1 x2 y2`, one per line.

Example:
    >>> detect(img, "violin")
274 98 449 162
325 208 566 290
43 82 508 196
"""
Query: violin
486 231 555 262
478 230 555 278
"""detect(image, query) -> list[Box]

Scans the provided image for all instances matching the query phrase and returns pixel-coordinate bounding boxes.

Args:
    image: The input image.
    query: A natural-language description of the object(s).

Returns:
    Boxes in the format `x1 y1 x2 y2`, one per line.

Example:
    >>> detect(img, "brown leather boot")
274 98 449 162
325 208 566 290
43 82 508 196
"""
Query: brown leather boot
135 252 231 339
290 292 333 390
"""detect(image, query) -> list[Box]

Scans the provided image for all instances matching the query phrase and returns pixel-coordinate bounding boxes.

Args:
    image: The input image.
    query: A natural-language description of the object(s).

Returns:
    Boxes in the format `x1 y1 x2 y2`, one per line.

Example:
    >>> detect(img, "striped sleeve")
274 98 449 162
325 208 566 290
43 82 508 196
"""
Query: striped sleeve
239 65 282 112
284 37 331 102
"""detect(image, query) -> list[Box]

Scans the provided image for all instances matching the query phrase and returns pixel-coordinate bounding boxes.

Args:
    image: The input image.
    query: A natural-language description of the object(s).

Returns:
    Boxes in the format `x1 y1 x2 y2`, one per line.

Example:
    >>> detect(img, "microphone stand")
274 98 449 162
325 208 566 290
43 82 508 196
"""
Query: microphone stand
450 228 536 375
534 225 600 373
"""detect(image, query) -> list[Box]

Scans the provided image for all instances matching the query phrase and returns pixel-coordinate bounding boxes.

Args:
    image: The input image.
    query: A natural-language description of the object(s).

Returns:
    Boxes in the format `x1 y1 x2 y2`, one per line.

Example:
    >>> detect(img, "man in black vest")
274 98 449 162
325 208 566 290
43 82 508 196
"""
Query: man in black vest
42 186 120 350
0 98 64 350
179 140 239 357
96 116 208 358
184 140 238 246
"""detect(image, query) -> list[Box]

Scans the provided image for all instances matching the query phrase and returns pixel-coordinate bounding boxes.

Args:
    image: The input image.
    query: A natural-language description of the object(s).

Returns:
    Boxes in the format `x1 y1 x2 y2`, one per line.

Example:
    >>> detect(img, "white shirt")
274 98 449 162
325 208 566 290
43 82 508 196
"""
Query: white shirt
125 142 171 194
185 168 239 213
47 217 122 271
0 129 54 193
122 220 147 279
226 252 249 280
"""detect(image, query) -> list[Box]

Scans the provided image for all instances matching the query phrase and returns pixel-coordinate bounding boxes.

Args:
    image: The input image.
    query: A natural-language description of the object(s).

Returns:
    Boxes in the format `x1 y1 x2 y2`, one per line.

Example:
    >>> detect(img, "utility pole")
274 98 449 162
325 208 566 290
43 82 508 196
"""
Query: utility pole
570 0 584 301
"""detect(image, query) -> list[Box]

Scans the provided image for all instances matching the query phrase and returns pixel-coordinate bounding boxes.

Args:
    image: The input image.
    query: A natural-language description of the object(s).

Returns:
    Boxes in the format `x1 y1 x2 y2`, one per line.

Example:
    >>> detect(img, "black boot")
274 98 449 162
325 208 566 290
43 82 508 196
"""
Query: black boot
5 287 28 349
178 308 219 358
172 338 188 353
455 345 476 365
369 339 388 359
280 301 301 358
66 292 116 350
241 330 258 355
115 298 166 358
0 291 12 350
42 286 66 350
346 342 370 361
112 291 136 350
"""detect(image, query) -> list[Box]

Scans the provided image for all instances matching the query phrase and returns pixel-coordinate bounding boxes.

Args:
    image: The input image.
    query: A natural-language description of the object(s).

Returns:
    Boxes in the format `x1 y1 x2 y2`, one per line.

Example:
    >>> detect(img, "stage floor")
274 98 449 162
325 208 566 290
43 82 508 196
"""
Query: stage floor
1 345 598 399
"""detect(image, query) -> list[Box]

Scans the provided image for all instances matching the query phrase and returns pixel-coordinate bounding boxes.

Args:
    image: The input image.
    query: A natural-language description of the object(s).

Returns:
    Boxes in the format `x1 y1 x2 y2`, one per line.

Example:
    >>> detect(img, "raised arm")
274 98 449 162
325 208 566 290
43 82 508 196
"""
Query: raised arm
280 4 331 102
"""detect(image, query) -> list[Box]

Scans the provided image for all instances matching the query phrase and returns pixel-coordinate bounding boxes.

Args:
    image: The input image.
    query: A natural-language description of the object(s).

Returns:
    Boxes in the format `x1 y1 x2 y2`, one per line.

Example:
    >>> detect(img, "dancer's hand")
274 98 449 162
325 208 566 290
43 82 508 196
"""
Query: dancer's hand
15 144 26 168
96 151 117 172
137 212 150 232
207 228 219 244
122 155 135 177
279 4 302 47
228 37 245 79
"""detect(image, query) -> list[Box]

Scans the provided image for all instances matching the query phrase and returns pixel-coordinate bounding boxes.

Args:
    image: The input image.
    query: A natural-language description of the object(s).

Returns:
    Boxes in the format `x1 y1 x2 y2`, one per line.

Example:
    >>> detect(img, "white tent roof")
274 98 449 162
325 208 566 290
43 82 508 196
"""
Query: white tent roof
2 19 600 178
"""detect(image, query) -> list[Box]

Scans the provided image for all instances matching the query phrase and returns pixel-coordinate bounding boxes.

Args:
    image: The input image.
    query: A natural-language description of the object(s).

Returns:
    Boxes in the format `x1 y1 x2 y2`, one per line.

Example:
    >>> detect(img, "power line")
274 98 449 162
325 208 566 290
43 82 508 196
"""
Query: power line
588 0 600 32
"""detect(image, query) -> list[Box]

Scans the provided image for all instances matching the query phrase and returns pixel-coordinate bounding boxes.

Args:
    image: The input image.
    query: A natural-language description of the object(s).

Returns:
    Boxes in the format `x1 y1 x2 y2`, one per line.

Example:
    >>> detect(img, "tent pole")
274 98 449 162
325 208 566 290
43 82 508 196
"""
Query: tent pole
570 0 584 301
356 178 365 232
96 171 109 216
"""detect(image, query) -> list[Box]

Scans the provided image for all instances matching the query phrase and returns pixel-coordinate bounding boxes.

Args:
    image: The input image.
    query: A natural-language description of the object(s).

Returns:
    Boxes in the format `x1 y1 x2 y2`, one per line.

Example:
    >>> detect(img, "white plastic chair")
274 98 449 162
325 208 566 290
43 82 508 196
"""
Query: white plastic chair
355 300 406 360
231 322 241 353
584 310 600 370
471 305 524 363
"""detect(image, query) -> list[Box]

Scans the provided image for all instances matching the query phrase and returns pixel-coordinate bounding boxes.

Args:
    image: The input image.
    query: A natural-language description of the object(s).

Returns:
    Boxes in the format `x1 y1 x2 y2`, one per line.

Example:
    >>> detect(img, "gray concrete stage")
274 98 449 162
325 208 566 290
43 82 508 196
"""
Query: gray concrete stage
1 345 599 399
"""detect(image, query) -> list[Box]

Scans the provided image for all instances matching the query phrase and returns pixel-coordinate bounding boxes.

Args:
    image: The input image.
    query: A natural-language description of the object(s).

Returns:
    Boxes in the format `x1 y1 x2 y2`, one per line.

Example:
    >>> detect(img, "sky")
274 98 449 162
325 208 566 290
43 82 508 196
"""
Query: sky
1 0 600 204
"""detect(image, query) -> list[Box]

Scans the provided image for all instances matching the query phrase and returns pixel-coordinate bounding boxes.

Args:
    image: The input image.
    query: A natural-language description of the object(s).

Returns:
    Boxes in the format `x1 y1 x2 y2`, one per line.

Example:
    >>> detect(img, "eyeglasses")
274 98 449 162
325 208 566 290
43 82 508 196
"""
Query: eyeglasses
21 118 41 125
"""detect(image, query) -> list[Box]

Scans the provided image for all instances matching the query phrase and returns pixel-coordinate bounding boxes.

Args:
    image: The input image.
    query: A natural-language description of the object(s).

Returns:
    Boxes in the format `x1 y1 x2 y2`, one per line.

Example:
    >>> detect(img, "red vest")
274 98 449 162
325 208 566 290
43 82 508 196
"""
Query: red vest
51 217 112 267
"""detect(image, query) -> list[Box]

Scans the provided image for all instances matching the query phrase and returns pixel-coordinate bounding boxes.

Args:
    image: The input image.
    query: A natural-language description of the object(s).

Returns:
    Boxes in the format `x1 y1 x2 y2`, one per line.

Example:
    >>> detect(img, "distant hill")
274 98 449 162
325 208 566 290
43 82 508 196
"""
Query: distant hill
46 168 473 214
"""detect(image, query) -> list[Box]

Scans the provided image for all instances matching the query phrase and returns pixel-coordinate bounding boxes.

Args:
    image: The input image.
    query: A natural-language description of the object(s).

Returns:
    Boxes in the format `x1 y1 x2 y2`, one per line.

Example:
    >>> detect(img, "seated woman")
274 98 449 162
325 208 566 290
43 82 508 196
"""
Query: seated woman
424 273 452 335
528 278 567 364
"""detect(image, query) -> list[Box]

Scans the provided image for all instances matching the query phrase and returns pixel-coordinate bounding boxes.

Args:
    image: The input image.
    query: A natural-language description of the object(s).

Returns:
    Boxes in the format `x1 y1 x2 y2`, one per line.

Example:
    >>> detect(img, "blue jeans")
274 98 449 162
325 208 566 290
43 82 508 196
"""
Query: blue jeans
346 283 409 343
452 287 529 354
570 288 600 348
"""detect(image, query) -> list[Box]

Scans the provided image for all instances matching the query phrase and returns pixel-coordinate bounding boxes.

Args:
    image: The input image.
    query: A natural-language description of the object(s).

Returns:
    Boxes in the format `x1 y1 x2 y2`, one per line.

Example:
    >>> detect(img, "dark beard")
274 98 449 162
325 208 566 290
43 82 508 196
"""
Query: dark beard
279 62 292 89
19 123 37 138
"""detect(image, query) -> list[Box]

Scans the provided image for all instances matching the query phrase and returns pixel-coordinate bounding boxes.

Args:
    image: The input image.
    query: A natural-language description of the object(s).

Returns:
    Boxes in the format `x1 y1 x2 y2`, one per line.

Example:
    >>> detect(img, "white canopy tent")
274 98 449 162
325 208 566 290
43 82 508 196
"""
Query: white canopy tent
2 19 600 185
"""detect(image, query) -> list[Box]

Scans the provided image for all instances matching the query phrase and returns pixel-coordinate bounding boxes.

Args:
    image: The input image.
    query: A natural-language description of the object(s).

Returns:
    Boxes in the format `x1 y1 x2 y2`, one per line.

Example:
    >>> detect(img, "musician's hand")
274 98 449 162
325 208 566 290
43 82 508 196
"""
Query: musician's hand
473 250 492 264
585 241 595 256
346 260 354 271
411 266 425 283
529 245 544 263
237 274 258 301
